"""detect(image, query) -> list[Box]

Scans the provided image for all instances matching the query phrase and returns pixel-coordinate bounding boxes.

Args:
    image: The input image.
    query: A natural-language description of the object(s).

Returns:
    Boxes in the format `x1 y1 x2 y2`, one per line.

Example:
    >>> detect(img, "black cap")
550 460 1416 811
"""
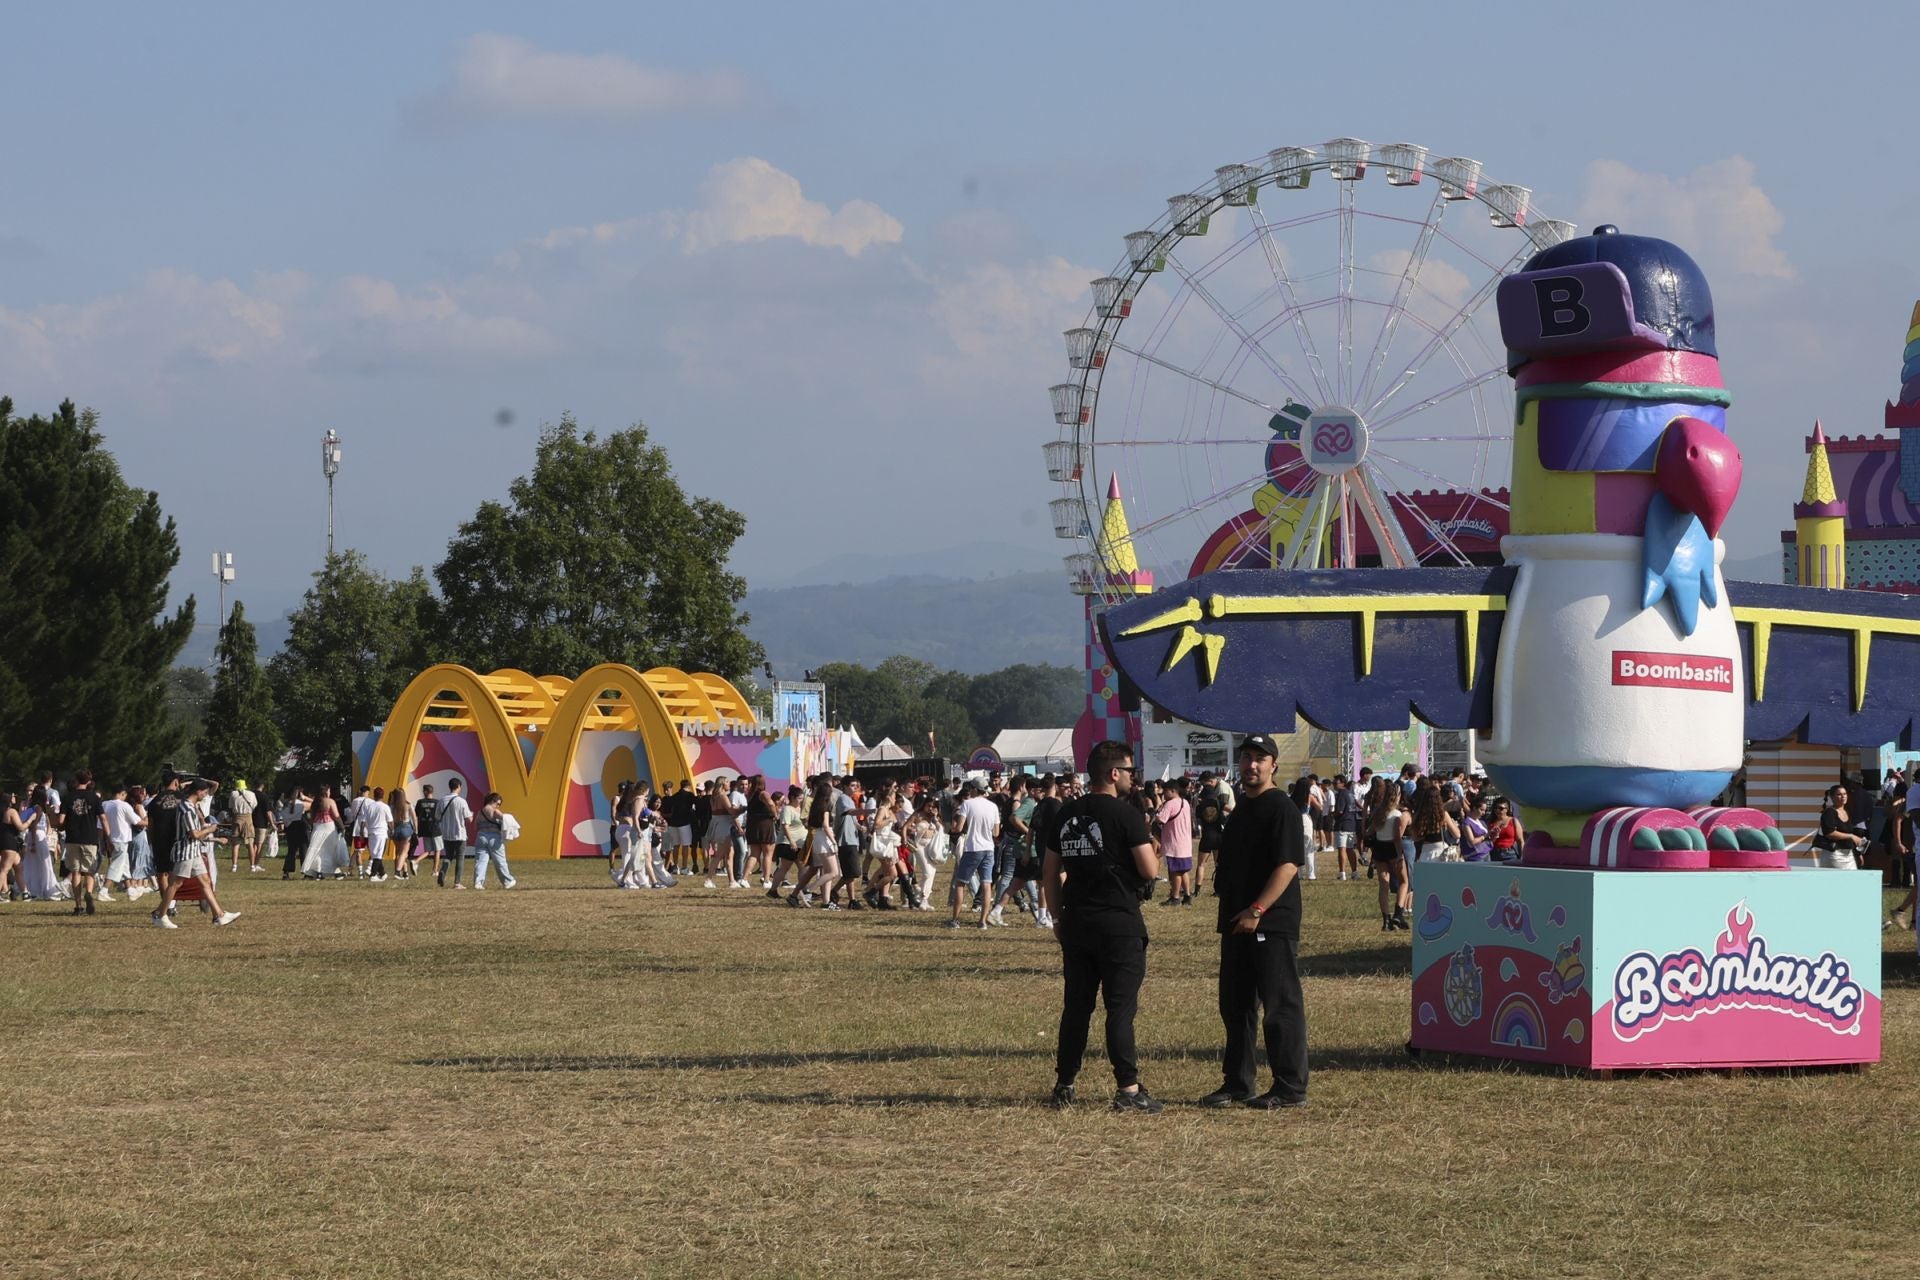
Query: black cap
1238 734 1279 759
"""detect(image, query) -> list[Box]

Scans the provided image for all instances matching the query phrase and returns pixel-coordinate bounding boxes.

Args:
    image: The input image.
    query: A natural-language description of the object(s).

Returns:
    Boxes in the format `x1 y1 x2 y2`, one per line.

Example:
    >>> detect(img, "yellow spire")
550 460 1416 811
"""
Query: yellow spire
1801 422 1837 505
1097 473 1140 575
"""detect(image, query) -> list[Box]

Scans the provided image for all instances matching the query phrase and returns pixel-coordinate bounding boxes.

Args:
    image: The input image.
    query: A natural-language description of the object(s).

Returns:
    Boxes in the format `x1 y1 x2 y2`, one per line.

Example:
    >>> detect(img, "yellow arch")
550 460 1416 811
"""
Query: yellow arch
691 672 755 723
367 662 700 860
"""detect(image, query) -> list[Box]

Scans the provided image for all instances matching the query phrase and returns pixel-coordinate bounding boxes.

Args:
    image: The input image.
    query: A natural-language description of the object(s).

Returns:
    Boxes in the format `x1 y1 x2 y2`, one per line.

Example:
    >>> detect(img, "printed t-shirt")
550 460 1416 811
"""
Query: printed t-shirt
1047 792 1152 938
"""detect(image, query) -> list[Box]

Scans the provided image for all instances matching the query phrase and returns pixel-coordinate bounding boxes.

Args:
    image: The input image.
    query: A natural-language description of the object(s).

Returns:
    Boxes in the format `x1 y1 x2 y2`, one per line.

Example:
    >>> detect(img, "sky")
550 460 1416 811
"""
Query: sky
5 1 1920 648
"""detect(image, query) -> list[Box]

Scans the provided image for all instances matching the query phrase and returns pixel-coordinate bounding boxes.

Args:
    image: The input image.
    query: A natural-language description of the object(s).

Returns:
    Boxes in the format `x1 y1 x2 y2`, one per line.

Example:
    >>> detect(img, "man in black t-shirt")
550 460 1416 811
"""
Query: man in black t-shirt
1041 740 1161 1114
1201 733 1309 1110
61 770 105 915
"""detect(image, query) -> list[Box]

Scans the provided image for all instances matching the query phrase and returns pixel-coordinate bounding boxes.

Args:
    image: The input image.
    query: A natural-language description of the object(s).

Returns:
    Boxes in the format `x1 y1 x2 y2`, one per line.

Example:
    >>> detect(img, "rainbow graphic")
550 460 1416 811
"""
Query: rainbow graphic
1490 992 1547 1051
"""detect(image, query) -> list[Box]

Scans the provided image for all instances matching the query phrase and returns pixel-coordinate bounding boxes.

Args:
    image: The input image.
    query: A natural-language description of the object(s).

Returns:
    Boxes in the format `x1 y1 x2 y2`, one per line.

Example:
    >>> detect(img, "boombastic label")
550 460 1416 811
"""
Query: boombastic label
1611 903 1863 1041
1611 650 1734 692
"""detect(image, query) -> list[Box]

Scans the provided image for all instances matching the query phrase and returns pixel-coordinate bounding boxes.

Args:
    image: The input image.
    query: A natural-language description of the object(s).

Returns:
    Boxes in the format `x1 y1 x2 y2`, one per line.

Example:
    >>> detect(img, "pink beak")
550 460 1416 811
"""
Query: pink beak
1654 416 1741 539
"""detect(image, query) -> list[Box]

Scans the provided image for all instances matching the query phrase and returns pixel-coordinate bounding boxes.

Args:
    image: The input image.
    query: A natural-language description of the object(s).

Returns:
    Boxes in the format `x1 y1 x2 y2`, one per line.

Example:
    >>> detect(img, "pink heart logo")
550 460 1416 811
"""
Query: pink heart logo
1313 423 1353 455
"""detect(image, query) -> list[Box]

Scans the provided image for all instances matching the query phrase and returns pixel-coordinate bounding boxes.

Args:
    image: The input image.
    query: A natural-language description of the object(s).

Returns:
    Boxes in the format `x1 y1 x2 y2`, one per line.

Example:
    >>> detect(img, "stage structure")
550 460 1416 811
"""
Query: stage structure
1100 223 1920 1070
357 664 845 860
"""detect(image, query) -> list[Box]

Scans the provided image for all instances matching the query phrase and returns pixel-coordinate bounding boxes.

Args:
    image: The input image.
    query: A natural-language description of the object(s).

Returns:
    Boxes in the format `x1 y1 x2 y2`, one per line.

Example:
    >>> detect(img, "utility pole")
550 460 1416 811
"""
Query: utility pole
210 551 235 671
321 428 342 558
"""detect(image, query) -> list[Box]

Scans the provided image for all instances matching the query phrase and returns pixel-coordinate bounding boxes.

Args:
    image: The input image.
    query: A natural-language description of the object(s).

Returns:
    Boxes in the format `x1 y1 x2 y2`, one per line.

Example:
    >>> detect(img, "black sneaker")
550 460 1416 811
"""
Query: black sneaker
1244 1090 1308 1110
1112 1086 1163 1114
845 900 865 911
84 893 96 916
766 888 782 900
1180 893 1192 906
1048 1083 1075 1109
1197 1087 1251 1108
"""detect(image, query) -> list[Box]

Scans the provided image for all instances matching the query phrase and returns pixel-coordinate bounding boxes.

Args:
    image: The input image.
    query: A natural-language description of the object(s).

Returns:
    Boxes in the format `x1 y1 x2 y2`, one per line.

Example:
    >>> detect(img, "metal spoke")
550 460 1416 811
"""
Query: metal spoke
1209 456 1315 570
1363 235 1535 418
1245 204 1335 402
1370 449 1512 510
1366 365 1509 434
1337 179 1356 401
1354 185 1446 407
1164 250 1318 409
1110 340 1279 415
1286 477 1335 571
1368 461 1472 568
1113 468 1274 548
1353 464 1420 568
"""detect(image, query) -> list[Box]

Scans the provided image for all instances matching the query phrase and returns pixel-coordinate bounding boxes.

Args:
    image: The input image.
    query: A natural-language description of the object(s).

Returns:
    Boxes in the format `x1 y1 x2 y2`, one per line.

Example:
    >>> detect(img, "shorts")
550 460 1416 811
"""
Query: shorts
773 842 795 862
954 847 996 891
670 825 693 851
351 837 369 852
1165 856 1193 874
419 833 443 853
1335 831 1356 849
63 842 101 875
232 813 255 842
808 830 838 869
1314 813 1332 832
838 844 861 879
172 849 208 879
367 832 389 860
1370 838 1403 865
394 823 415 842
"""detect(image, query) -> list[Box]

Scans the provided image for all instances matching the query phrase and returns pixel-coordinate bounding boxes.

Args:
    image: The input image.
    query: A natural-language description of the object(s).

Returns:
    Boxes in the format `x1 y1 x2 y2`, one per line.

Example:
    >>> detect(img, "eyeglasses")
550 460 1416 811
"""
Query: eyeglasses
1115 765 1141 775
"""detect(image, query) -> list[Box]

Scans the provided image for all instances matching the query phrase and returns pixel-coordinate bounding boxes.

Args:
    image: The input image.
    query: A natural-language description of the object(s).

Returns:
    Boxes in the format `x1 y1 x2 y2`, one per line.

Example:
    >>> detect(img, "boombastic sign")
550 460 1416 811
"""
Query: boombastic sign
1410 863 1880 1070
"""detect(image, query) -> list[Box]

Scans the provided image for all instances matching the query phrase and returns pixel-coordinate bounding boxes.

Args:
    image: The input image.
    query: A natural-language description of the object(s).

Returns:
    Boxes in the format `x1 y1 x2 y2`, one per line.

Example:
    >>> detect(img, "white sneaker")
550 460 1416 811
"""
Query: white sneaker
96 890 114 902
988 908 1009 927
472 883 485 891
502 879 517 889
703 878 717 889
153 913 178 930
213 911 241 926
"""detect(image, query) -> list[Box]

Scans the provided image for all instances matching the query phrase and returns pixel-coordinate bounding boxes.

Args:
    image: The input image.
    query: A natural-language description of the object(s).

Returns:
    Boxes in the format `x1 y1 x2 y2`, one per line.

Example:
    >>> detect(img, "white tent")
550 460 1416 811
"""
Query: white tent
992 727 1076 771
860 737 911 762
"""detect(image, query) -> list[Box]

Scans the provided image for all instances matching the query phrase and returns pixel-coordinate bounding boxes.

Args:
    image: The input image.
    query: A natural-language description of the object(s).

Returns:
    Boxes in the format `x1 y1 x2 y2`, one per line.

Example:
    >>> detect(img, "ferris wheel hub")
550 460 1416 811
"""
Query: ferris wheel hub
1303 405 1369 477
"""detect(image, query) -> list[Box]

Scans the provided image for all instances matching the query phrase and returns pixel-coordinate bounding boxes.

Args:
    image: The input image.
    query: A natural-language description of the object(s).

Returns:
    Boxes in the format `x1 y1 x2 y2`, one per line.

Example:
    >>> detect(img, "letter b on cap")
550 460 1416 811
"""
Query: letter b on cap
1531 276 1589 338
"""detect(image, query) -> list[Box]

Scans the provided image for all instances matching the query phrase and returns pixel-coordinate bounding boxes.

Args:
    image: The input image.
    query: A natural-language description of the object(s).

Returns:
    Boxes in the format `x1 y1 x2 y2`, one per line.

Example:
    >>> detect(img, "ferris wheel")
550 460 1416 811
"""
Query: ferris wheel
1044 139 1575 602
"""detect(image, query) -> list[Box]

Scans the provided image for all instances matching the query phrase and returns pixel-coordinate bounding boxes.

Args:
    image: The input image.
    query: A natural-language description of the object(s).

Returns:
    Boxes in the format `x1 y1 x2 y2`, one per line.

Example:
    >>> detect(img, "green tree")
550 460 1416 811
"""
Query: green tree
964 663 1081 740
165 666 214 770
196 602 285 784
814 661 909 741
0 398 194 782
267 552 434 777
876 655 937 696
435 417 765 681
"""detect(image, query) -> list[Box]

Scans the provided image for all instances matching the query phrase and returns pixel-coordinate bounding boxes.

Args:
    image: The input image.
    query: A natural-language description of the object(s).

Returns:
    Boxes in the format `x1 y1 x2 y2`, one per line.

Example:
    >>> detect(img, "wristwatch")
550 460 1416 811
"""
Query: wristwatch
1246 903 1265 918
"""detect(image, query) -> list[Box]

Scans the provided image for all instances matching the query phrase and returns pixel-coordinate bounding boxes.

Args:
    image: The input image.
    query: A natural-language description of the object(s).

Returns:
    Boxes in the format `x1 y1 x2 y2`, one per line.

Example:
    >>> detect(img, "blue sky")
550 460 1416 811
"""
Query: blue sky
5 2 1919 645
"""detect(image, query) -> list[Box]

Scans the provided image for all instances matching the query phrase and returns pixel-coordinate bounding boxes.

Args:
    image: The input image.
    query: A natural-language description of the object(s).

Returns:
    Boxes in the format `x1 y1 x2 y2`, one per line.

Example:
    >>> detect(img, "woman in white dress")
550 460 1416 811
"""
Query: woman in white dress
305 786 343 878
20 785 64 900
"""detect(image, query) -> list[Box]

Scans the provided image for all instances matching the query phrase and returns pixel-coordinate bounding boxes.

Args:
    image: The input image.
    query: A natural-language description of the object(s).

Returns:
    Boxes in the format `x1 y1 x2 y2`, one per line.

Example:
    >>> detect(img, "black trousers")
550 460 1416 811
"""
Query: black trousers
1218 932 1308 1100
1056 928 1147 1089
440 840 466 884
283 823 309 875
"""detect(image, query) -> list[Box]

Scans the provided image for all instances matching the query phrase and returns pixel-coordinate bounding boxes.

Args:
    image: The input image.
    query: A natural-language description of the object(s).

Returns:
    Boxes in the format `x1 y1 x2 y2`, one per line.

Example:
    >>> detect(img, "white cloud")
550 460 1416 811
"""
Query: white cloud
416 33 750 126
1576 156 1792 280
680 158 903 257
930 257 1092 361
326 276 559 369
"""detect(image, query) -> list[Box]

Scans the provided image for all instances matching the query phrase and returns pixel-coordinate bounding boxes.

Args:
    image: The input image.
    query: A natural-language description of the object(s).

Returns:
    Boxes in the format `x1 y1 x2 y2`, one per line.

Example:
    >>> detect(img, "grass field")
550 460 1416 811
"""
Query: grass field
4 857 1916 1279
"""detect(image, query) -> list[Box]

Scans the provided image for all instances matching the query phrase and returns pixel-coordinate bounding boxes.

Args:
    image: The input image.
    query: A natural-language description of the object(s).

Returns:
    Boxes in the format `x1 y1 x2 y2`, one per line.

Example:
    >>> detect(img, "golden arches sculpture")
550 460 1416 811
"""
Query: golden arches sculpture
365 662 754 861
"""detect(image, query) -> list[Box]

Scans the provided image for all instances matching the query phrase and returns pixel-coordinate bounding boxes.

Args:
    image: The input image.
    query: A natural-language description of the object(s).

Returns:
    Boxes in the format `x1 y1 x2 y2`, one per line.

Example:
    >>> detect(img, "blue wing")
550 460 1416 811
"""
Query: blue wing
1098 566 1511 734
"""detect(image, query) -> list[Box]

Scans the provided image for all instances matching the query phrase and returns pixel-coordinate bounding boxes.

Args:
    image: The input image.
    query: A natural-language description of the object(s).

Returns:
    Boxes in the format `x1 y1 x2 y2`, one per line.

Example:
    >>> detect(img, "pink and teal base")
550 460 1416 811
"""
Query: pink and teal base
1410 863 1880 1070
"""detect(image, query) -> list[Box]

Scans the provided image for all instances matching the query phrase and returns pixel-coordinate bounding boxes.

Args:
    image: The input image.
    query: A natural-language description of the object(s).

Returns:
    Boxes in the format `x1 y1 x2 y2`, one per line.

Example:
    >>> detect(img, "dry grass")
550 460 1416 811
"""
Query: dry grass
3 859 1915 1279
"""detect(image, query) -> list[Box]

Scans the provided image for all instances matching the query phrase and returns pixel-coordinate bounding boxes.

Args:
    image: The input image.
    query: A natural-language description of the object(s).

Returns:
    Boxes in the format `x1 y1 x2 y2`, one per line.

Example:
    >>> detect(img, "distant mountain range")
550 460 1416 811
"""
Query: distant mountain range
746 570 1085 676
